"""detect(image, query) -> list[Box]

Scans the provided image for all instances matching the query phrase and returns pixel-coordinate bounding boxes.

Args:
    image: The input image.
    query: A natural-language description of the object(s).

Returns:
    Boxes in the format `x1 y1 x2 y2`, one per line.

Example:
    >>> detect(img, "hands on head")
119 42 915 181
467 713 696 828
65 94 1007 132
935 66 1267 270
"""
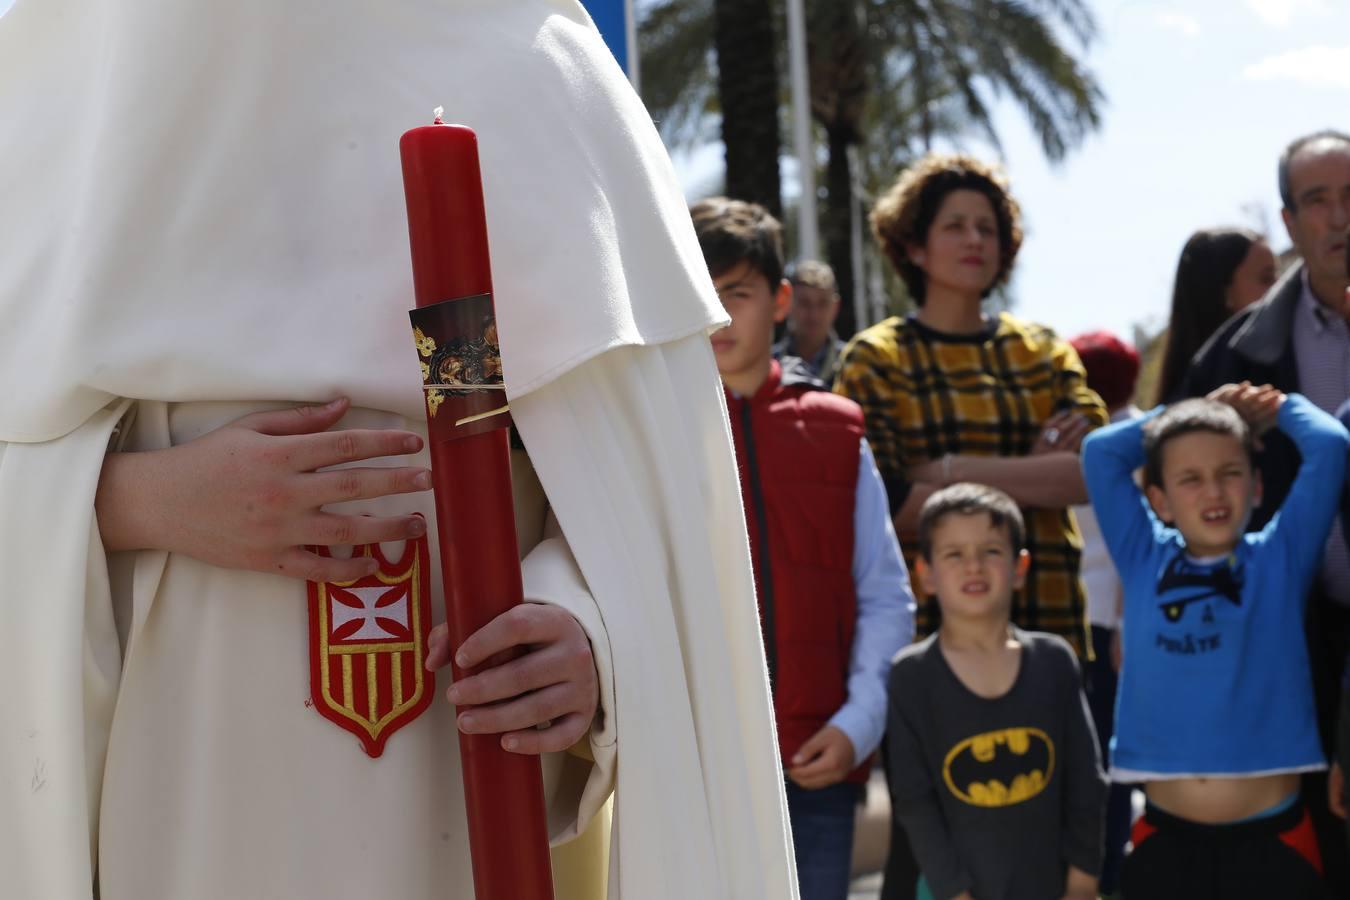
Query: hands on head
1207 381 1285 439
96 396 599 755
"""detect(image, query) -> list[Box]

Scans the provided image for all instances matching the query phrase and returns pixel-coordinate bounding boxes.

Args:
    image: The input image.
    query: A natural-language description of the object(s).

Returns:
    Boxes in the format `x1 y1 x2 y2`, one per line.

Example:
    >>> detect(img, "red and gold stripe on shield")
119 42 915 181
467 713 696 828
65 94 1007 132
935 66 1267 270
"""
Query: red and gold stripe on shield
306 532 436 757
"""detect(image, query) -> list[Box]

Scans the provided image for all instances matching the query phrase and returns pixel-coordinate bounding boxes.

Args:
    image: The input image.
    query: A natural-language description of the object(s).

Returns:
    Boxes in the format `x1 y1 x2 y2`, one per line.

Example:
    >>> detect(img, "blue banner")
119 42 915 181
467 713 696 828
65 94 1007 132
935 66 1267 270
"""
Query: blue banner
582 0 630 77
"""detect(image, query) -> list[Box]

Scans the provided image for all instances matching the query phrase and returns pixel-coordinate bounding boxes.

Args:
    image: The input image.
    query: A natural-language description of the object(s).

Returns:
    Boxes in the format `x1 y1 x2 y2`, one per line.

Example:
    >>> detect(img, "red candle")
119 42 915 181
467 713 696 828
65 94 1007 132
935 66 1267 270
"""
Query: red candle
400 115 555 900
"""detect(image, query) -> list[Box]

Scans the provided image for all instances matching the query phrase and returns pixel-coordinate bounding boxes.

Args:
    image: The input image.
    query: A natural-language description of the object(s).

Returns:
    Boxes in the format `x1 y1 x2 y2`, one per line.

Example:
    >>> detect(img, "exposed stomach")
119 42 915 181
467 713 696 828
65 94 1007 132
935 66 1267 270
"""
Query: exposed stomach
1146 772 1302 823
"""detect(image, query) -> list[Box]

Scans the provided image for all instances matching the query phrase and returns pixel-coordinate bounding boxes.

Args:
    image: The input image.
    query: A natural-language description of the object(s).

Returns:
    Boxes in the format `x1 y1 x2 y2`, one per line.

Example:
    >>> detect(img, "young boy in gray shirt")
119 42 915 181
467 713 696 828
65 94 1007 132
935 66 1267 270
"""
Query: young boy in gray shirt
887 484 1106 900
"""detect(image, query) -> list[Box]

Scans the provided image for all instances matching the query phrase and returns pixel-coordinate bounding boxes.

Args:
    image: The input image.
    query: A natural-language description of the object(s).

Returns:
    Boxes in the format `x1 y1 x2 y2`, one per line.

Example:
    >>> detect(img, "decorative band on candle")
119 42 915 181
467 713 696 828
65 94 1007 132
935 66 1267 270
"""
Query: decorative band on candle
409 293 513 441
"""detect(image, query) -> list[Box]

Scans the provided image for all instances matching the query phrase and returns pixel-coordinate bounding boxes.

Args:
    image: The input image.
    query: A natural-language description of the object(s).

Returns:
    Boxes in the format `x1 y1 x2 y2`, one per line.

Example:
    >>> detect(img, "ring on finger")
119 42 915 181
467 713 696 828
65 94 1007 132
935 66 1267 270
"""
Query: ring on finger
1045 427 1060 445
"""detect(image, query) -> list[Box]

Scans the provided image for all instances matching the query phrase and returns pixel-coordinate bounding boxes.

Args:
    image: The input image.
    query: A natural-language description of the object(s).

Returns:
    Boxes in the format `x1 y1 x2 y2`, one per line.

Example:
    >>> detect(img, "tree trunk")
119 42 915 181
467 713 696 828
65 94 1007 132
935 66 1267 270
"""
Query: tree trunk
824 123 856 338
712 0 783 218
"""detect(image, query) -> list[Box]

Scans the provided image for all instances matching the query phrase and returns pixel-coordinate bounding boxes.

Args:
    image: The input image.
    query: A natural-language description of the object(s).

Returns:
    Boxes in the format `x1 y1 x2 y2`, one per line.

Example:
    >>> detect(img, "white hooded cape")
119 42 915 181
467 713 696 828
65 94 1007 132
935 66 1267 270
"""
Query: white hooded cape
0 1 796 897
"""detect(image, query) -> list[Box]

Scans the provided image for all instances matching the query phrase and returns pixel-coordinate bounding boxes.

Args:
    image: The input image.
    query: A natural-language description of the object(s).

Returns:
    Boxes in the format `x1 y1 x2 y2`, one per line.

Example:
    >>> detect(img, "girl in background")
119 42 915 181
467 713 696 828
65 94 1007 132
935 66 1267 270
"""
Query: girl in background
1154 228 1278 405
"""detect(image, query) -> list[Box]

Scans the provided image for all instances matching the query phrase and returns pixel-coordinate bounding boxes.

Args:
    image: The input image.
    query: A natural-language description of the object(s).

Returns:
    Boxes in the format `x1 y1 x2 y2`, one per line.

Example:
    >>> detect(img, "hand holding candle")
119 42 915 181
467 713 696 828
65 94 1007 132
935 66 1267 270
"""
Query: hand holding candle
400 113 556 900
425 606 598 754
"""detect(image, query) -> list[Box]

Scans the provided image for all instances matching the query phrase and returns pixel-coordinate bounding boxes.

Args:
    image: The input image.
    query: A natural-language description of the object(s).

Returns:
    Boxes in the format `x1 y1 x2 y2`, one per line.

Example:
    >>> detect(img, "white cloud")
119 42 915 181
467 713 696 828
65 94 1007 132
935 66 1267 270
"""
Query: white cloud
1244 46 1350 90
1244 0 1328 27
1154 11 1201 36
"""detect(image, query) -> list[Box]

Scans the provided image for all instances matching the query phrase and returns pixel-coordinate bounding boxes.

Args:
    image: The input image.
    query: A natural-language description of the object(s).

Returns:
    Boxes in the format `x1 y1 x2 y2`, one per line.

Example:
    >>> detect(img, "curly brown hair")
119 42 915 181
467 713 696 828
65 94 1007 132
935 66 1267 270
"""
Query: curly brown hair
870 153 1024 306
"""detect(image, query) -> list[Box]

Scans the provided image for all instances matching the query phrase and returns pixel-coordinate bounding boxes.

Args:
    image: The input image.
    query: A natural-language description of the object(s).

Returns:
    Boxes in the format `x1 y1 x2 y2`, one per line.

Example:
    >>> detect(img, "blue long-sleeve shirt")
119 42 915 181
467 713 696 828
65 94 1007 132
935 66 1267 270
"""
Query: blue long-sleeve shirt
1081 395 1347 779
829 440 916 761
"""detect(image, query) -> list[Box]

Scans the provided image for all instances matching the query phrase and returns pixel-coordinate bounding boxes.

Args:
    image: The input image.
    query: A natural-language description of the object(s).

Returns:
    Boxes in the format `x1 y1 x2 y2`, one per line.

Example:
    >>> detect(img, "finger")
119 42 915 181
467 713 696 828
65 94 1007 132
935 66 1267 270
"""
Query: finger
294 512 428 550
285 429 426 473
1063 414 1091 434
787 761 838 790
239 398 351 437
791 733 827 766
301 466 432 506
499 712 591 755
789 754 837 781
1041 410 1073 431
425 624 451 671
456 604 575 670
456 682 582 736
1057 416 1091 444
272 546 377 583
447 641 591 707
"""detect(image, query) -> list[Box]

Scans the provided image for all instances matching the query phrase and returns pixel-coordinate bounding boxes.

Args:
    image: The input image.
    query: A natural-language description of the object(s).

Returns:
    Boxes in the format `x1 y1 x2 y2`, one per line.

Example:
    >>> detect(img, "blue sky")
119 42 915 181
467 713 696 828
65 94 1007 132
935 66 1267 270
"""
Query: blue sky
665 0 1349 345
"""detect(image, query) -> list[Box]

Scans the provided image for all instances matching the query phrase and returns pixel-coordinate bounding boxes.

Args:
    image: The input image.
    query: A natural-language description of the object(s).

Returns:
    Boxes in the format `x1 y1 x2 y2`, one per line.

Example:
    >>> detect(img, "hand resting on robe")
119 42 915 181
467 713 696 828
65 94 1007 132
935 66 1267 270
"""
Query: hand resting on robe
94 397 430 582
93 395 600 754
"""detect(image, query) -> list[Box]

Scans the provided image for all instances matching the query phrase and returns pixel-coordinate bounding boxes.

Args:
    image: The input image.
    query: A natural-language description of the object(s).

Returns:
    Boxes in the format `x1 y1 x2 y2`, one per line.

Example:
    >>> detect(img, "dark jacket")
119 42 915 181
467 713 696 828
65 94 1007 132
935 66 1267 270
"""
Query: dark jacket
724 357 871 782
1180 263 1305 530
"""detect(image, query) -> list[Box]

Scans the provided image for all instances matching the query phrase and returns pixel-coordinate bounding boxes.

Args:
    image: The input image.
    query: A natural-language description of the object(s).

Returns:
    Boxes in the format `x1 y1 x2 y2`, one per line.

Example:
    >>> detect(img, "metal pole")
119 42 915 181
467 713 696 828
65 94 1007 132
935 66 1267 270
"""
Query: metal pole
785 0 817 261
849 143 866 329
625 0 641 92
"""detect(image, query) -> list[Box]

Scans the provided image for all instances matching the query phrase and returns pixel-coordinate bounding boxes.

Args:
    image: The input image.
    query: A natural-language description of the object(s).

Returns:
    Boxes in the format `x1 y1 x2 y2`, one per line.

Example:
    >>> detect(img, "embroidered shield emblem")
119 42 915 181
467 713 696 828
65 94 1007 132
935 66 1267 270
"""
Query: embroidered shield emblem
307 534 436 757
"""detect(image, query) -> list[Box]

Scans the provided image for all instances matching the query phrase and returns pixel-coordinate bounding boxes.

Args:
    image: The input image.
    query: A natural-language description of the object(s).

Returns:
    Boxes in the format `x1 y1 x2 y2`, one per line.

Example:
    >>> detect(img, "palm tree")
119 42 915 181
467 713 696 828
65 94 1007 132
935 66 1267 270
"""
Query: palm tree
806 0 868 333
641 0 784 216
640 0 1104 336
714 0 785 217
817 0 1104 335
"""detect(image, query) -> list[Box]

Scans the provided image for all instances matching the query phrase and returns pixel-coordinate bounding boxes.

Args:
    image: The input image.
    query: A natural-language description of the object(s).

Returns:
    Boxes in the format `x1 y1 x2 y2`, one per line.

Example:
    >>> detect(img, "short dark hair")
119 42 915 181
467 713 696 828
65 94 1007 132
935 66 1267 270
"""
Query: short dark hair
1142 399 1253 488
1278 130 1350 211
786 259 838 294
689 197 785 288
870 153 1023 306
917 483 1025 561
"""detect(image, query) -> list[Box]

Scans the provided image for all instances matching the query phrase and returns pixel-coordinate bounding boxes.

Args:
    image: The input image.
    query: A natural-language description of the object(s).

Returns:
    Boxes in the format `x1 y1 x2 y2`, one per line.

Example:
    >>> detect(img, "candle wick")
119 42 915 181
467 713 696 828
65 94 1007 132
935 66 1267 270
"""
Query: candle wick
433 105 445 125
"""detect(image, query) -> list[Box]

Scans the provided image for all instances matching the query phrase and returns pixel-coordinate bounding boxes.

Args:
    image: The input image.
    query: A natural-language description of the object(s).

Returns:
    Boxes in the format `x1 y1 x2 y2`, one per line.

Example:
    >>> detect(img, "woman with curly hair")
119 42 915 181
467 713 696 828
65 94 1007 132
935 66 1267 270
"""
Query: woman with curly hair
838 153 1108 900
836 153 1107 654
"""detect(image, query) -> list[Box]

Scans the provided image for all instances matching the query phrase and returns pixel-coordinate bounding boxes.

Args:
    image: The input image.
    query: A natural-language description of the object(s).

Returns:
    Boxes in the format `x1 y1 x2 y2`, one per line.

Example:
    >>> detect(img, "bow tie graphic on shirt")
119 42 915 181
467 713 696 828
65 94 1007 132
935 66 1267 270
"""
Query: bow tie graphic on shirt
1154 552 1244 624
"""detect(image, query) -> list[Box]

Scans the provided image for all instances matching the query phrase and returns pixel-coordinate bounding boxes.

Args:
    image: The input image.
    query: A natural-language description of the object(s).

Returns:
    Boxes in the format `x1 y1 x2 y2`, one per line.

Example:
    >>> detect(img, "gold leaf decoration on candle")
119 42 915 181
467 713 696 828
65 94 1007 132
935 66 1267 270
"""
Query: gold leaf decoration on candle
413 327 437 358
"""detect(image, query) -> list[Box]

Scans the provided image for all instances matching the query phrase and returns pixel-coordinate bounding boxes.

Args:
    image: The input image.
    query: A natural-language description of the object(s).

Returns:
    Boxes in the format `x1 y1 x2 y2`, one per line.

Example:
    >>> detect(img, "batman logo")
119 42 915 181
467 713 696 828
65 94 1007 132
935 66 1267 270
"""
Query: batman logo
942 727 1054 808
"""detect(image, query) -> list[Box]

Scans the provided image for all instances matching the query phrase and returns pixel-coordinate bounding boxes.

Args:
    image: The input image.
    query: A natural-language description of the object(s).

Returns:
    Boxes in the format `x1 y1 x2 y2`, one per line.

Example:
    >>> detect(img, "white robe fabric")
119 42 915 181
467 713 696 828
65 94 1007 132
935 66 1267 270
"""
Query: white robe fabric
0 1 797 898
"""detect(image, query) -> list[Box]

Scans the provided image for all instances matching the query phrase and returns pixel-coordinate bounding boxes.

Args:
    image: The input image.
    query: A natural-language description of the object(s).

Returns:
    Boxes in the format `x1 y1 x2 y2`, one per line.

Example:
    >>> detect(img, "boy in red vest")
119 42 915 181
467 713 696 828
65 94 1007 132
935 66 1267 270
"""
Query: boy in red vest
691 198 916 900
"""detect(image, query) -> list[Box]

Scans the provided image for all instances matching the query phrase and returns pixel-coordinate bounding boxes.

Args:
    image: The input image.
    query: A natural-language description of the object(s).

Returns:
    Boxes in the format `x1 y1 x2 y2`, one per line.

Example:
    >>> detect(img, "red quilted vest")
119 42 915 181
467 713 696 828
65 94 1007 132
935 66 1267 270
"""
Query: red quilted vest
725 359 871 783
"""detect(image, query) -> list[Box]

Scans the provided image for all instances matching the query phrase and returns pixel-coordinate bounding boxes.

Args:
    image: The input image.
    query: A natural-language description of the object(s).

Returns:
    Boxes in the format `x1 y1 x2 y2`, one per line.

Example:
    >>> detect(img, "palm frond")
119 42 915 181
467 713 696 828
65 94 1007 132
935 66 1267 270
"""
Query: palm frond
637 0 719 149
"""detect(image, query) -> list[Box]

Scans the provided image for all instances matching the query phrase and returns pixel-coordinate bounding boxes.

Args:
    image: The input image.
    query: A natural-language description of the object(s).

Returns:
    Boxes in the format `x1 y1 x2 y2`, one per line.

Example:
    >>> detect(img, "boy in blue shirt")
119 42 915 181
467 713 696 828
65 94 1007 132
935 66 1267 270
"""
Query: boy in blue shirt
1083 384 1349 899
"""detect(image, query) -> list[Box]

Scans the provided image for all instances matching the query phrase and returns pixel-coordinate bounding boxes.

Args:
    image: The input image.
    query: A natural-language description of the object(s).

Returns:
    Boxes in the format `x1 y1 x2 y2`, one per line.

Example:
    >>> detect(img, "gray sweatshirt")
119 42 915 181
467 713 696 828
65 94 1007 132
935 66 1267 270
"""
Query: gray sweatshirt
887 629 1106 900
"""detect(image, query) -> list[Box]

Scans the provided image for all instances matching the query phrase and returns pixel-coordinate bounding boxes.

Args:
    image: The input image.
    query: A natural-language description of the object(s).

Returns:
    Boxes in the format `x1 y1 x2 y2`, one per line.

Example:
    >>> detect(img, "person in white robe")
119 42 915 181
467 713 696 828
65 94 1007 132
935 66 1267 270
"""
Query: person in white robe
0 2 799 898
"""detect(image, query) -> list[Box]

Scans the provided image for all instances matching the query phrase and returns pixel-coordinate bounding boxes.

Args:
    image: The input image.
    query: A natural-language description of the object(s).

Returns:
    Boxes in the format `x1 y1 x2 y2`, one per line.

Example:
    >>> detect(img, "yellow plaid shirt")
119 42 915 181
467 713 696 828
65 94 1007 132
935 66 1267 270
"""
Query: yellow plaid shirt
835 312 1107 656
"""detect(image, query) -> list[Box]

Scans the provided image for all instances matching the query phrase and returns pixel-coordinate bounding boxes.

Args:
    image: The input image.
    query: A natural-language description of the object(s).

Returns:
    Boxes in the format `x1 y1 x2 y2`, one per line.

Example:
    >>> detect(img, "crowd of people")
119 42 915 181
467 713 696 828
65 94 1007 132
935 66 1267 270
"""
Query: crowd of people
691 128 1350 900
